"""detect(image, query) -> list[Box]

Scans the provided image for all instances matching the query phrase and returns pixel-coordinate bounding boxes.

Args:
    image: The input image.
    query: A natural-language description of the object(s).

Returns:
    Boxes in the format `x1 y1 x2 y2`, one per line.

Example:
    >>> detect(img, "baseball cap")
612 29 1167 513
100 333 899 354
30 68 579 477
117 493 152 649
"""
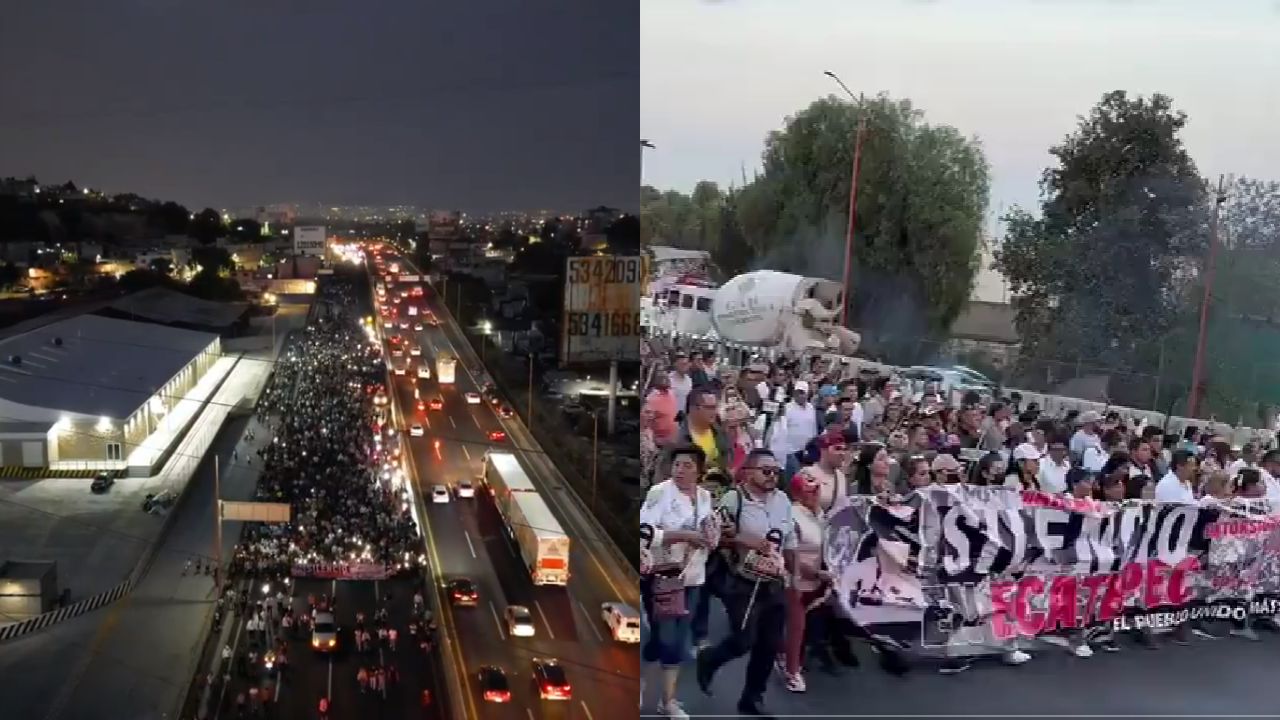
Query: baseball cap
1012 443 1042 462
931 453 963 473
792 380 810 393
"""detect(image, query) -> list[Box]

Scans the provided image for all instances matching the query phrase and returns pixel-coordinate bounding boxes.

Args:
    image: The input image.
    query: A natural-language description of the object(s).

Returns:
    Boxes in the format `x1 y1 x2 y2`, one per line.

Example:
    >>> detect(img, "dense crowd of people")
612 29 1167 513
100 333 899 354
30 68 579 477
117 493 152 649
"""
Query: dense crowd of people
639 344 1280 718
229 280 423 581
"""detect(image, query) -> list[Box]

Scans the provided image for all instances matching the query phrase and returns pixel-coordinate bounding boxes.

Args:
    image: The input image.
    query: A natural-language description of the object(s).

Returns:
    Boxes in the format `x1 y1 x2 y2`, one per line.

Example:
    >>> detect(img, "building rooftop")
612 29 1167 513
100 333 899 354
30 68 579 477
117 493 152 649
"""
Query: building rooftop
100 287 248 330
0 314 219 420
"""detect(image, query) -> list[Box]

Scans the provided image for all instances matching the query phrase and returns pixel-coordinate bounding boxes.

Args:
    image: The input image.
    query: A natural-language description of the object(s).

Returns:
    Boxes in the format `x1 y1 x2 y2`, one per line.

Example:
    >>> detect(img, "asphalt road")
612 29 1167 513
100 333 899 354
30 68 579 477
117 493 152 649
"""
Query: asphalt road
214 575 439 720
676 603 1280 715
375 270 638 720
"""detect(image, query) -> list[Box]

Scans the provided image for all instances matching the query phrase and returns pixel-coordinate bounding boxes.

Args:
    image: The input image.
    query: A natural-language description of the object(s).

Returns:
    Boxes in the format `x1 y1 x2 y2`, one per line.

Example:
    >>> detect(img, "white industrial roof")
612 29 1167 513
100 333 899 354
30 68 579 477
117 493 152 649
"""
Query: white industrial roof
0 314 219 420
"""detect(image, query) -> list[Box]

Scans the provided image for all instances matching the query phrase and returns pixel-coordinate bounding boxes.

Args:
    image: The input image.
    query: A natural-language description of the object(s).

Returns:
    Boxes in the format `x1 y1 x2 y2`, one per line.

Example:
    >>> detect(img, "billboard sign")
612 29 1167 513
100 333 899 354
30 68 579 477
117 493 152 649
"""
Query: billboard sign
294 226 327 257
560 256 642 364
426 211 462 241
291 561 389 580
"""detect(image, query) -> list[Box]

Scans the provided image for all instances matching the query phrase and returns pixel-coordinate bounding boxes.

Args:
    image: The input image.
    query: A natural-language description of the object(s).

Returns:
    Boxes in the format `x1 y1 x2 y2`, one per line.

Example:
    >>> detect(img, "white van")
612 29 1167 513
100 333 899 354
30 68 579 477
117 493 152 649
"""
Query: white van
601 602 640 643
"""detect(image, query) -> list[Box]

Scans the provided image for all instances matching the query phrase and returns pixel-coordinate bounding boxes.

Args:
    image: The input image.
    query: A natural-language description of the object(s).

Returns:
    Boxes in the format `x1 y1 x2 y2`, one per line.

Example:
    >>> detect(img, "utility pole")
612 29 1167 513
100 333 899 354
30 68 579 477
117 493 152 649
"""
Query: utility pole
213 455 223 597
1188 174 1228 419
824 71 868 329
591 411 599 512
527 354 535 432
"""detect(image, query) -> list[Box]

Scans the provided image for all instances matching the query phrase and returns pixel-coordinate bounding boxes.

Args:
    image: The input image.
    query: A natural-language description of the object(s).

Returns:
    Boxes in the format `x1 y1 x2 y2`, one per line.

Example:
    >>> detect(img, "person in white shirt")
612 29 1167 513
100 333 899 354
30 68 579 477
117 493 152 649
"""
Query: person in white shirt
1225 443 1259 479
1257 449 1280 502
1037 439 1071 494
1081 429 1121 474
668 353 693 422
768 381 818 478
1070 411 1104 463
639 444 718 719
1154 449 1198 504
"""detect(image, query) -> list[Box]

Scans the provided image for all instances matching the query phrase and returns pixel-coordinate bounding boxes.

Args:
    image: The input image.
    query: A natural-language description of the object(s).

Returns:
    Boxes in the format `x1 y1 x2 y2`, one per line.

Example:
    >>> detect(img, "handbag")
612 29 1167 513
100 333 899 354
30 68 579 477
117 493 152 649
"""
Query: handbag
651 568 689 619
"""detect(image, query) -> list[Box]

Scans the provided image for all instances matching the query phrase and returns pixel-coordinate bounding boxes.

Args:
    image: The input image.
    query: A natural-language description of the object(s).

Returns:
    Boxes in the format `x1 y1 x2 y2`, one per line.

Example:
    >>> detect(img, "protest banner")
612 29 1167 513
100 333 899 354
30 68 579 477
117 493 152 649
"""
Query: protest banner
825 486 1280 651
291 561 390 580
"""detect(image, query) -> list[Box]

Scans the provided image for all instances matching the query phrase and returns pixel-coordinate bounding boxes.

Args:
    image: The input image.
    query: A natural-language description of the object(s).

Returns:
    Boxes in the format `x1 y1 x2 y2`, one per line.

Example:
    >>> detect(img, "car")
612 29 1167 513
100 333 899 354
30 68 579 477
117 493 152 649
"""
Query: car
399 320 410 329
409 346 422 357
393 364 406 376
505 605 535 637
431 485 450 504
498 405 514 419
416 399 425 412
428 397 444 411
531 658 571 700
409 424 424 437
426 317 440 327
456 477 475 498
391 348 404 358
601 602 641 643
448 577 478 606
478 665 511 703
90 472 114 493
487 430 507 443
465 392 481 405
382 320 393 329
311 611 338 652
413 323 423 331
393 296 404 304
417 365 431 380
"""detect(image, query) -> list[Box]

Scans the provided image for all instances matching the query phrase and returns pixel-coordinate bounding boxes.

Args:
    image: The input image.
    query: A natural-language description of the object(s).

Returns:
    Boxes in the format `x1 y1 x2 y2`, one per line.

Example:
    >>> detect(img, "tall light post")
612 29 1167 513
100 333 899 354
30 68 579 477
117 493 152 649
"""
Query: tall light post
1188 175 1228 418
824 71 868 329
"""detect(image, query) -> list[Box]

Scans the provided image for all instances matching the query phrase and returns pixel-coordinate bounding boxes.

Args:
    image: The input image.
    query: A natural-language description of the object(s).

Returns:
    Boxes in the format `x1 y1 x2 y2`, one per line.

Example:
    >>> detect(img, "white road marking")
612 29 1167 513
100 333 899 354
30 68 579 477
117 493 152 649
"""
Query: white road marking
463 530 477 559
526 709 536 720
424 415 432 430
462 445 471 461
581 701 595 720
534 600 556 640
449 416 457 428
489 601 506 640
472 412 482 430
577 600 604 642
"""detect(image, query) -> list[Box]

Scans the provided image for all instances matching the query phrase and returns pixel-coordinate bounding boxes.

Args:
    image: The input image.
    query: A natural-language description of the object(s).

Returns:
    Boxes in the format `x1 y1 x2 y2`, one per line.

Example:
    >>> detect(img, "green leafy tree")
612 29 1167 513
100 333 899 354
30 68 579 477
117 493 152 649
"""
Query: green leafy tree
714 193 752 276
606 215 640 254
192 244 234 274
994 91 1208 403
736 95 990 354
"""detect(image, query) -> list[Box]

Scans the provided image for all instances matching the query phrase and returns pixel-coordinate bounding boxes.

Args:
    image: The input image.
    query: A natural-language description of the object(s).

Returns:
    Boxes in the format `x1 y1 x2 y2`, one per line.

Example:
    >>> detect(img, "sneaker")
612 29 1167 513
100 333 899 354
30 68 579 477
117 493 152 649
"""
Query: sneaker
656 699 689 719
1072 644 1094 659
782 671 806 693
1231 626 1260 642
1097 638 1121 653
938 658 971 675
1002 649 1031 665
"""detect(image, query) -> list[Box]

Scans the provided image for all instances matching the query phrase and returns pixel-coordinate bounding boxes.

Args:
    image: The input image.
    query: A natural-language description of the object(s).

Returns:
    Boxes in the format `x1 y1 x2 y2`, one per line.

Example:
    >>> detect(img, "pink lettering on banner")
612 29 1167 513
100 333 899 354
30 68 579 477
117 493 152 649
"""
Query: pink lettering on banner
989 557 1202 640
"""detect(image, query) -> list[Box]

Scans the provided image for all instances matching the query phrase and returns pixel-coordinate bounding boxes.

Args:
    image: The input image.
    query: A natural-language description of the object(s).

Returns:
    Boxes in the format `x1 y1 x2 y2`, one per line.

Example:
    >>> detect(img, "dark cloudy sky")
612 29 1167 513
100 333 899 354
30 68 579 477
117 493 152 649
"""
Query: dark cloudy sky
0 1 638 213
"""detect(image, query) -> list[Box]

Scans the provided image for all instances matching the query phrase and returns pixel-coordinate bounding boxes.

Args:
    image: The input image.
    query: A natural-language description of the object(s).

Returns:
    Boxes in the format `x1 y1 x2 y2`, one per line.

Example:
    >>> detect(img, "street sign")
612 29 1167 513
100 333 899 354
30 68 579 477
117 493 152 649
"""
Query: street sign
560 255 641 364
294 226 326 257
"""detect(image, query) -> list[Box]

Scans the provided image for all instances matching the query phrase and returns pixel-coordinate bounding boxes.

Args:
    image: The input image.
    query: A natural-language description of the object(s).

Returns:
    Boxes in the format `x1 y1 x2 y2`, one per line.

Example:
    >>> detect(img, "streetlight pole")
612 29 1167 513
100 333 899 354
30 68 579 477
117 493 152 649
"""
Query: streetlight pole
591 411 599 512
213 455 223 597
527 354 535 431
1188 175 1228 418
824 71 868 329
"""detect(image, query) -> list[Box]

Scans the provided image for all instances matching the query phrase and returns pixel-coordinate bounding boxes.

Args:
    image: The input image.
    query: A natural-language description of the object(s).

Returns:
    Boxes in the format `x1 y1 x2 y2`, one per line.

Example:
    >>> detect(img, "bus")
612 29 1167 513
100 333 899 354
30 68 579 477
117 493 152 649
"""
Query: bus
436 354 456 384
483 452 570 586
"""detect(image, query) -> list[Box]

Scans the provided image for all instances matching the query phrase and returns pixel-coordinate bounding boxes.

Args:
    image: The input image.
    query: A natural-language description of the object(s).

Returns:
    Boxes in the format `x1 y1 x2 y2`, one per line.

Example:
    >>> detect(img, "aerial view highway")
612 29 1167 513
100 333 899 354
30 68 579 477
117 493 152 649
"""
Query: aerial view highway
370 244 641 720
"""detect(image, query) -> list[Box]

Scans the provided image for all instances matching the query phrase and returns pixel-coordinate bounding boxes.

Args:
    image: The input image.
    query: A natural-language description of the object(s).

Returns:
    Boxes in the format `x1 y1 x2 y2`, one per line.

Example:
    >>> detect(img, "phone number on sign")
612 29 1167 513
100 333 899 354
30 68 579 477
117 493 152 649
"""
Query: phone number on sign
566 311 641 337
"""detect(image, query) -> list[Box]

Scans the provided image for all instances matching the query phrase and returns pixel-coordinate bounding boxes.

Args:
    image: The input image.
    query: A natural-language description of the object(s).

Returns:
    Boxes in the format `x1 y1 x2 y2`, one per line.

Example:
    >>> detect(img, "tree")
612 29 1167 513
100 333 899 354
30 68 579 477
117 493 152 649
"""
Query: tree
735 95 990 354
189 208 224 244
714 194 753 276
640 185 718 250
153 201 190 236
0 262 21 290
118 268 176 294
228 218 261 241
192 244 234 274
605 214 640 254
994 91 1208 400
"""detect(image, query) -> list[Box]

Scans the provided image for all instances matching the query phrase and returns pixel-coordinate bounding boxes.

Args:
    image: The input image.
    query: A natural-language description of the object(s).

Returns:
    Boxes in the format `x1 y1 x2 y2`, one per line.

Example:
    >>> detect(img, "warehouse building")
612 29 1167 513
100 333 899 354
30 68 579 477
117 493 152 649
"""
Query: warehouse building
0 314 221 472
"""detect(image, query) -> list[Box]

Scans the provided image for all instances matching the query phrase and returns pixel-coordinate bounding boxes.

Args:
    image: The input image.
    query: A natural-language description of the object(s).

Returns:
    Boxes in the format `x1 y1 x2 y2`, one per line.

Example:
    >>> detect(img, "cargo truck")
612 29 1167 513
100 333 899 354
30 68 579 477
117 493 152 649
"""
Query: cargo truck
482 452 570 585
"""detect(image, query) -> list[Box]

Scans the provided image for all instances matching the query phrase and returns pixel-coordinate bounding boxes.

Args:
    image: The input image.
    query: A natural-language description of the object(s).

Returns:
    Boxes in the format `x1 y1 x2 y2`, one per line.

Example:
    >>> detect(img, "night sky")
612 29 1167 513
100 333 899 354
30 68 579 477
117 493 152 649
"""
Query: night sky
0 1 638 213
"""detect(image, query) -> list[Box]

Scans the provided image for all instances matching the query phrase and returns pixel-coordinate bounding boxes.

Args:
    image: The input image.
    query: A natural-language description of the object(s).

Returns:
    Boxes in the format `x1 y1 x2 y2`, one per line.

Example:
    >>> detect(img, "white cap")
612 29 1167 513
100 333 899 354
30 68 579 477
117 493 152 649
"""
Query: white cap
792 380 810 393
1012 443 1042 462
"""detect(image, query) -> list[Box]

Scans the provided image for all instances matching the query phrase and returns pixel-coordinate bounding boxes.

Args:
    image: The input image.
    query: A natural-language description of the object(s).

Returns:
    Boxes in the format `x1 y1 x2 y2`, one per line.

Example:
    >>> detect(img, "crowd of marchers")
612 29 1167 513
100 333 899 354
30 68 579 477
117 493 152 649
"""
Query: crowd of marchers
639 345 1280 719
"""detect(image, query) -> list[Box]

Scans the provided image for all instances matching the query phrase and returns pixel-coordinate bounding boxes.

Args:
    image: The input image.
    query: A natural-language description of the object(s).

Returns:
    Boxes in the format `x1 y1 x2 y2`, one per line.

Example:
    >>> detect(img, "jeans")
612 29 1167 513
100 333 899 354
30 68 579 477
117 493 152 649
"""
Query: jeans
640 580 701 667
701 574 785 704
